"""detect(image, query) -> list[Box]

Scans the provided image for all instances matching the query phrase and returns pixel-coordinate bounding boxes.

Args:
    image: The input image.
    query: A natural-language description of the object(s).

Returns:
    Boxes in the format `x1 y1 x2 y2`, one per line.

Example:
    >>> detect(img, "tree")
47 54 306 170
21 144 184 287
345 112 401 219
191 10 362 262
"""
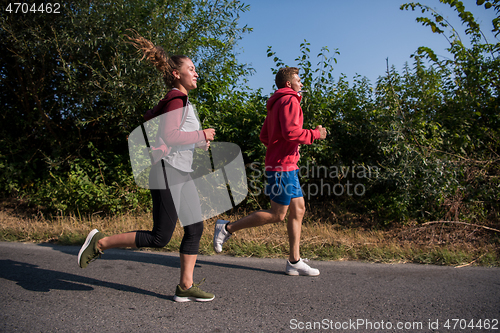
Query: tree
0 0 251 214
370 0 500 222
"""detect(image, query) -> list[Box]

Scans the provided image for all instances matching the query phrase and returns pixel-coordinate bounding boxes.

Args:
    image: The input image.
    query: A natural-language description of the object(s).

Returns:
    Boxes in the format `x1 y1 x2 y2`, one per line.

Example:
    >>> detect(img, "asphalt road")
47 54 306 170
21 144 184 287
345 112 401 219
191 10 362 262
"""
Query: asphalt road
0 241 499 333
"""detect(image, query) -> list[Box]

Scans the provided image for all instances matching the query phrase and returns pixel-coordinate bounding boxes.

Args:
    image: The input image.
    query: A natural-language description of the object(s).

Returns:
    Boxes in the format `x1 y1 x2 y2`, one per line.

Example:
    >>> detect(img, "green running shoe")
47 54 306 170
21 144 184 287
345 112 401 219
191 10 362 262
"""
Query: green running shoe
78 229 104 268
174 278 215 302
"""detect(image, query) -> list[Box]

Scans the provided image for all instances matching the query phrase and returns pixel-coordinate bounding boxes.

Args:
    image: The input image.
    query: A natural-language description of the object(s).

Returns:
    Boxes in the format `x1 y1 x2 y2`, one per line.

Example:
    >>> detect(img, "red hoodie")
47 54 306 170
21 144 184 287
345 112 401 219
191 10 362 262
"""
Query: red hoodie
260 87 321 171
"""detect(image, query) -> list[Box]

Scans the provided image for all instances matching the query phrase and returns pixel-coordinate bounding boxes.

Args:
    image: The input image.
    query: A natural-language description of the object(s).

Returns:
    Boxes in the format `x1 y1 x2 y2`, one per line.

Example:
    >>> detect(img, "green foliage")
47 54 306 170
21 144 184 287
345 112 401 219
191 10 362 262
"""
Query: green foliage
261 1 499 225
25 143 151 215
1 0 498 228
0 0 251 215
373 0 500 223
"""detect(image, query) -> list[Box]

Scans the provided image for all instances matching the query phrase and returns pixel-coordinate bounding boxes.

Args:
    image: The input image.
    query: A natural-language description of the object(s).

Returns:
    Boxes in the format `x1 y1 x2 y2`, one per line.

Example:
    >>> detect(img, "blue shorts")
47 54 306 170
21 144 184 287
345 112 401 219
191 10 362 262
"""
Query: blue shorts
265 170 303 206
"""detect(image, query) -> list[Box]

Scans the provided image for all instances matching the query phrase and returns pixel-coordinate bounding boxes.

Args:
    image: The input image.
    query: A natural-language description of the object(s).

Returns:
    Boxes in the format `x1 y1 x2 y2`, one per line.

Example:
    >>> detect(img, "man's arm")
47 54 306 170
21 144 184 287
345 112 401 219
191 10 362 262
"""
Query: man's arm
279 97 321 144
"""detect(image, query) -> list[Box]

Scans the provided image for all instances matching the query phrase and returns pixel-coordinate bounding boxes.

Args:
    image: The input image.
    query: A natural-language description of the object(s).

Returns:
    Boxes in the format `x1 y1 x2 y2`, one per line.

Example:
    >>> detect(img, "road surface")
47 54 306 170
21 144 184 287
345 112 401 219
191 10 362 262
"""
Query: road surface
0 241 498 332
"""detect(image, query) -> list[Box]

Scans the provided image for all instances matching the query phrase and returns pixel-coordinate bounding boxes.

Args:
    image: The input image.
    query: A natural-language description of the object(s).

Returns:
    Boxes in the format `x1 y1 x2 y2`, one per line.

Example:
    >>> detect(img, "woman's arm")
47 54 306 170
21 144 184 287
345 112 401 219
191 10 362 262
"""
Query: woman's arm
159 98 206 146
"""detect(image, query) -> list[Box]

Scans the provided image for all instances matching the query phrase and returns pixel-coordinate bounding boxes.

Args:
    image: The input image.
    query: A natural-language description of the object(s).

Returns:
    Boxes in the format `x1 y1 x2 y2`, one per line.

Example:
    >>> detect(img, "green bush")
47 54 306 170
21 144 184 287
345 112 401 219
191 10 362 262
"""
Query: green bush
1 1 498 227
25 145 151 215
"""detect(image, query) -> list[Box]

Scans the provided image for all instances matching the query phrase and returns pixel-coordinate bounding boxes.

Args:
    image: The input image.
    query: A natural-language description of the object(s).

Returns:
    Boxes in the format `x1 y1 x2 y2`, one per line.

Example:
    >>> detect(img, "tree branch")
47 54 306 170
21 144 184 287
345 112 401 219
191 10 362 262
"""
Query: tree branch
421 221 500 233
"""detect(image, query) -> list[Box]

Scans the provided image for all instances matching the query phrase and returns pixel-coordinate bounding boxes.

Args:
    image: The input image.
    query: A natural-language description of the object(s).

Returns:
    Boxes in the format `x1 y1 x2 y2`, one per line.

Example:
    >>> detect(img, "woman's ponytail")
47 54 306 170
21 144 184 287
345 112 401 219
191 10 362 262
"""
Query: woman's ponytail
125 29 187 88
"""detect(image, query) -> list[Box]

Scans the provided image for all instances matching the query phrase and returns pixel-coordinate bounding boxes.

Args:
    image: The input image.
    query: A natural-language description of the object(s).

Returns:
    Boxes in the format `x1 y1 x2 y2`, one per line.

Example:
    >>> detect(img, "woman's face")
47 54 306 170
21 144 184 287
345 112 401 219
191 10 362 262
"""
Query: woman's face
173 58 198 94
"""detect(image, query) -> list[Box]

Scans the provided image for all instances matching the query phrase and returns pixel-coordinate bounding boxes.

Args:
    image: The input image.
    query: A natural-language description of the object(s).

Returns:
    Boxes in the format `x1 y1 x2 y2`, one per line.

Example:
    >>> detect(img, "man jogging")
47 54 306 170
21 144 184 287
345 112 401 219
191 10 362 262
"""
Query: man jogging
213 67 327 276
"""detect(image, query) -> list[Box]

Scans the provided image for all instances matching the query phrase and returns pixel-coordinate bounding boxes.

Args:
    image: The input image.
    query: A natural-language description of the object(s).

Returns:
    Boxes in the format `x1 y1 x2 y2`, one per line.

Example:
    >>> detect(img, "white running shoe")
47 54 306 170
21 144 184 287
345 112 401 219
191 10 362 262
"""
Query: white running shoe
285 258 320 276
213 219 231 253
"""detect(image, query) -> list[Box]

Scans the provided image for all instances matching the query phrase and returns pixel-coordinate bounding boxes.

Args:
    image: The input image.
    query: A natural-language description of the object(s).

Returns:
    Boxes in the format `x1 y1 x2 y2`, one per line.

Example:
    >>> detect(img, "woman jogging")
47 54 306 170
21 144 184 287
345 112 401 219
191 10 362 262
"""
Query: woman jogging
77 31 216 302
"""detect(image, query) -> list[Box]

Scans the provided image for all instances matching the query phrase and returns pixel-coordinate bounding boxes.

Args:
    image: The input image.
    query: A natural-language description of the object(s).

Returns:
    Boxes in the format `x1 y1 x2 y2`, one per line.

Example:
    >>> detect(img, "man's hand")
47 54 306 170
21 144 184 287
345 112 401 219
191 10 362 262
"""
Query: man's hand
315 125 327 140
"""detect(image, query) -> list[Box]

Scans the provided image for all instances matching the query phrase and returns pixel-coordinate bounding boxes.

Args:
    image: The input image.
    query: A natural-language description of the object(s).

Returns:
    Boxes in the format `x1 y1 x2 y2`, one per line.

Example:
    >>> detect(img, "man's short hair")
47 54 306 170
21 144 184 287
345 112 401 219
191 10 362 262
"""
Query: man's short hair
275 67 299 89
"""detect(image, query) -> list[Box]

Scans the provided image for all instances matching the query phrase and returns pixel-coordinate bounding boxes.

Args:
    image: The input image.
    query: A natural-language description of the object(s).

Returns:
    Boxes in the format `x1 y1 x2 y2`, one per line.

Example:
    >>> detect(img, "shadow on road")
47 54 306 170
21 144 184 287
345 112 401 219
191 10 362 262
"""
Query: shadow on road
0 259 171 300
0 243 283 303
40 242 284 276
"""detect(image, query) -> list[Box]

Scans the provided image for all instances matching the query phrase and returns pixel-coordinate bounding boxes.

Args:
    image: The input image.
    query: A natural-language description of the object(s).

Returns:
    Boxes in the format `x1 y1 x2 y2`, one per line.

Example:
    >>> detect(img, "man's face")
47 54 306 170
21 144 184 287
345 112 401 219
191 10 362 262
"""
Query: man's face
288 74 303 92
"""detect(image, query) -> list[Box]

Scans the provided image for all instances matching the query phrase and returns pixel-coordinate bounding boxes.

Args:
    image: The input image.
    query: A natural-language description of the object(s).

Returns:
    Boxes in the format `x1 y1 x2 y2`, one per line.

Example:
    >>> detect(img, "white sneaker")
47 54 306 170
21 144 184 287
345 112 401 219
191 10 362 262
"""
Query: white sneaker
285 258 320 276
213 219 231 253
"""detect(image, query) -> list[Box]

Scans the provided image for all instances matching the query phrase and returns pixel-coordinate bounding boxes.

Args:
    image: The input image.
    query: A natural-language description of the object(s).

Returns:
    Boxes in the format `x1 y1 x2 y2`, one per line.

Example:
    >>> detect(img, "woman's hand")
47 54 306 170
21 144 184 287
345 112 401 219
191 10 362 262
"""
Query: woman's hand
203 128 216 141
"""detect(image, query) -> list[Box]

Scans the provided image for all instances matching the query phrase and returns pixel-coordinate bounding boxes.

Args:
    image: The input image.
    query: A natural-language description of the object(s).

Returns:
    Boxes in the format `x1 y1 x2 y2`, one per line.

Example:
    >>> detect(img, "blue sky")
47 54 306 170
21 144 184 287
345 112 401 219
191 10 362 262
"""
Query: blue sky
234 0 498 94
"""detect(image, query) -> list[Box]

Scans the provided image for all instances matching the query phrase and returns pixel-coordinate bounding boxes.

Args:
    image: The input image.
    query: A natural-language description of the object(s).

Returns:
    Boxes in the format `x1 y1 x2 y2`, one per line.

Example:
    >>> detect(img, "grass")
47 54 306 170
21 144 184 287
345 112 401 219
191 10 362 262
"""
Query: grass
0 206 498 267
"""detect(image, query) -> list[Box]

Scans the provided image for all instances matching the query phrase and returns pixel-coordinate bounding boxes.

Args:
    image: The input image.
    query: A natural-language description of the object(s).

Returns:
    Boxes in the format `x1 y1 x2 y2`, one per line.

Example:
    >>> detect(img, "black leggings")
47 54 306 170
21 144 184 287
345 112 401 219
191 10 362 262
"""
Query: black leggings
135 162 204 255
